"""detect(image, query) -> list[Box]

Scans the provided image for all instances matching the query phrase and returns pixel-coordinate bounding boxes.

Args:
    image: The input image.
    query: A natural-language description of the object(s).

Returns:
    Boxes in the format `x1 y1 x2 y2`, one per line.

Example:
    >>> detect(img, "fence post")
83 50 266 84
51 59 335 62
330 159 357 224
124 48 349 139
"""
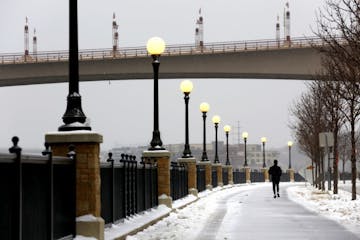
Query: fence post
244 166 251 183
106 152 115 223
9 136 22 240
42 142 54 240
198 161 212 190
213 163 223 187
178 157 198 197
143 150 171 208
45 132 104 240
262 168 269 182
288 168 295 182
224 165 233 185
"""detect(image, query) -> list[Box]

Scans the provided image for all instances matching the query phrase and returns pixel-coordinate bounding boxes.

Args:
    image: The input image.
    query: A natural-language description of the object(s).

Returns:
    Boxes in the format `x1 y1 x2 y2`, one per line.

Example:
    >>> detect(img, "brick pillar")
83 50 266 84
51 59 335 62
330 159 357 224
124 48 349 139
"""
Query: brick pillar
178 158 198 197
244 167 251 183
262 168 269 182
288 168 295 182
213 163 223 187
225 165 233 185
45 131 104 240
198 161 212 190
143 150 172 208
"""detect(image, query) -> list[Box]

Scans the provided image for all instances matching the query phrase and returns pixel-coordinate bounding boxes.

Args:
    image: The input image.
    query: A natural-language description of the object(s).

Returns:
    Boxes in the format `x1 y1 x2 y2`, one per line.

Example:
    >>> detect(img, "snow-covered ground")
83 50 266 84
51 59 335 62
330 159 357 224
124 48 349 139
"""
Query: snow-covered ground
76 181 360 240
288 181 360 235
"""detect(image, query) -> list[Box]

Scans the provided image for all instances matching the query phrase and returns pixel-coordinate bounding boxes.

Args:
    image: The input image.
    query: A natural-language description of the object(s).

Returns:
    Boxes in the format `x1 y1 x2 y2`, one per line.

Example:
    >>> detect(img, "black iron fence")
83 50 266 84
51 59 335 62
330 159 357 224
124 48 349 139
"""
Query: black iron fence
222 168 229 186
196 165 206 192
170 162 188 201
100 154 158 225
212 167 218 188
250 171 265 182
0 137 76 240
233 170 246 184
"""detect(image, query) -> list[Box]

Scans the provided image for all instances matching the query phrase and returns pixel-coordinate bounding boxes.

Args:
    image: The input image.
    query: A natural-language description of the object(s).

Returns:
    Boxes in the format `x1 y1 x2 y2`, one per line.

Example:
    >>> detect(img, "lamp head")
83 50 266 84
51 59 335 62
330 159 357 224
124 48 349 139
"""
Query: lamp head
146 37 165 55
180 80 193 94
288 141 293 147
224 125 231 133
261 137 267 143
242 132 248 139
212 115 221 124
199 102 210 113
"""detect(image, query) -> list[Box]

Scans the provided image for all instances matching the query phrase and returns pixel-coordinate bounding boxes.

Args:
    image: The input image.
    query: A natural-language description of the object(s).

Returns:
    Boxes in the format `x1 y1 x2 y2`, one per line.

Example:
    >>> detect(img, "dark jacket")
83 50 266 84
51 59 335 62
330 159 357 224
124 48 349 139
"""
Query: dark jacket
268 165 282 183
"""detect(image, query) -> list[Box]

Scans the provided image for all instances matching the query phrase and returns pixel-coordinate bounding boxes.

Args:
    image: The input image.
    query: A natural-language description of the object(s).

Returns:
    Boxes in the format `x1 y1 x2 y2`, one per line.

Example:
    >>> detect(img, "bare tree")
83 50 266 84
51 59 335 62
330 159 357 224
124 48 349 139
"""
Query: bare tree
315 0 360 200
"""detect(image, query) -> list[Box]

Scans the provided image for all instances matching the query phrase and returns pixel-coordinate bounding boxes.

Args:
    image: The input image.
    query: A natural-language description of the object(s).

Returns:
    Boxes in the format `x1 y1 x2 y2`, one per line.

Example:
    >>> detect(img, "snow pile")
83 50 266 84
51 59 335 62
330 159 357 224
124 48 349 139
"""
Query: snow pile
287 185 360 233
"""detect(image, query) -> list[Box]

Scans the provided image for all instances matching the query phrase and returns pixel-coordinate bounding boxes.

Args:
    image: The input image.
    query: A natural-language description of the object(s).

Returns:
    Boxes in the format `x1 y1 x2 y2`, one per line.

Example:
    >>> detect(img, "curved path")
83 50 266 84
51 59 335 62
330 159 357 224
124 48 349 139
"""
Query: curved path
197 183 359 240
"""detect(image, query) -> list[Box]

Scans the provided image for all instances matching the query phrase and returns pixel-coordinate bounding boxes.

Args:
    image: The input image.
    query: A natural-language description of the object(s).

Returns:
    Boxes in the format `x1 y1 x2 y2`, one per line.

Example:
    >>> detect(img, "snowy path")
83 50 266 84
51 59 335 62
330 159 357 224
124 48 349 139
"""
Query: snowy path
210 183 360 240
127 183 360 240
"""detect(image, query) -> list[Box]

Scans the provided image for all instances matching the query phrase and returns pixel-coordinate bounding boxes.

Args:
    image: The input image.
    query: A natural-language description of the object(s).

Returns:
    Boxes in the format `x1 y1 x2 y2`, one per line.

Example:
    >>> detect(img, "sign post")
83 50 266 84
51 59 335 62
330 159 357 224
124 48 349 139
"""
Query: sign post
319 132 334 191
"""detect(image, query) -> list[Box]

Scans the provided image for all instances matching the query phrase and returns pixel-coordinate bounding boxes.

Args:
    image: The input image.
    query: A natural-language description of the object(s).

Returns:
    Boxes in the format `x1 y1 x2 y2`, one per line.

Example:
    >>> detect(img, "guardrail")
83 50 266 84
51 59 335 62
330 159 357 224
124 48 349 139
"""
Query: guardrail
0 37 325 65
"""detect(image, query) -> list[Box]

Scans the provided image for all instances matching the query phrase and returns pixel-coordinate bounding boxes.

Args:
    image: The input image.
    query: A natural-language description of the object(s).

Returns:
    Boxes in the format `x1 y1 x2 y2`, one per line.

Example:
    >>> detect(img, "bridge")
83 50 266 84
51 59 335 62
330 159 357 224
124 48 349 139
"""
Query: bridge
0 37 324 87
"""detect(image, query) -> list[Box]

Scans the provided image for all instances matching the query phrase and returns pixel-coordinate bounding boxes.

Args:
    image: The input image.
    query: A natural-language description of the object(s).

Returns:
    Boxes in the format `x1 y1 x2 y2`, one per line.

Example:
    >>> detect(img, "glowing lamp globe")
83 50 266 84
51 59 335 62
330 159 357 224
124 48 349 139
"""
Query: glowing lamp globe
146 37 166 55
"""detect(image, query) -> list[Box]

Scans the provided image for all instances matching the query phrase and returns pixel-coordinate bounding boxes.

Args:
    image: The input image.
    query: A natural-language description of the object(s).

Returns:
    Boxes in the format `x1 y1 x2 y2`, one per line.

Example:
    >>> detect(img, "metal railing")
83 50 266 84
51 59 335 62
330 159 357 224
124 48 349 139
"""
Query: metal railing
170 162 188 201
0 137 76 240
100 153 157 225
0 37 326 65
196 165 206 192
222 168 229 186
233 170 246 184
211 167 218 188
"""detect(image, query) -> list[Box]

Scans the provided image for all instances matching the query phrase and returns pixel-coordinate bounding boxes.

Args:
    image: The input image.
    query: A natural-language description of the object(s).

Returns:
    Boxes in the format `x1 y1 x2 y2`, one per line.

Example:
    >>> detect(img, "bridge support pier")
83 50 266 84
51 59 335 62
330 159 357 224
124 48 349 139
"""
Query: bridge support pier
143 150 172 208
178 157 198 197
45 131 104 240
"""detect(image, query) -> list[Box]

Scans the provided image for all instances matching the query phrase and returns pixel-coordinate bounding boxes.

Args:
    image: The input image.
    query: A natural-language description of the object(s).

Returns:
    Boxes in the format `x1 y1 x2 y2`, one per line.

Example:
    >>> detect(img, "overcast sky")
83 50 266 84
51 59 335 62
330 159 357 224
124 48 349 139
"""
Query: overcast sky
0 0 326 151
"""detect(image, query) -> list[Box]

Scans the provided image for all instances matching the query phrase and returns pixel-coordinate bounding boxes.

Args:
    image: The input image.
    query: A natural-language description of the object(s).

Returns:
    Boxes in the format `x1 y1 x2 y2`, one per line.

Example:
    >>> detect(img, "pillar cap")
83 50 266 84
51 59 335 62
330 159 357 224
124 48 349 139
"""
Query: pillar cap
45 131 103 143
178 157 196 163
143 150 171 158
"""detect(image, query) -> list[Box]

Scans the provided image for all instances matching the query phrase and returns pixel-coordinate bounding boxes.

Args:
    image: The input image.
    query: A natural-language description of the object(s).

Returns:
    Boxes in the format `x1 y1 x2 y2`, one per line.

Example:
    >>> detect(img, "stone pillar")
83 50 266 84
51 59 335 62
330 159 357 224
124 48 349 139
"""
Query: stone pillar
143 150 172 208
178 157 198 197
45 131 104 240
225 165 233 185
213 163 223 187
198 161 212 190
244 167 251 183
262 168 269 182
288 168 295 182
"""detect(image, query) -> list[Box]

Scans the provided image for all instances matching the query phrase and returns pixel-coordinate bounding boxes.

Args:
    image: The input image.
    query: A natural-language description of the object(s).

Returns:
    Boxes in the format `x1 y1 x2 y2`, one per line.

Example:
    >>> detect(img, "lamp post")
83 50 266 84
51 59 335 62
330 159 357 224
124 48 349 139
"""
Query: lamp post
200 102 210 161
224 125 231 165
242 132 248 167
180 80 194 158
212 115 221 164
288 141 293 169
261 137 267 168
59 0 91 131
147 37 166 150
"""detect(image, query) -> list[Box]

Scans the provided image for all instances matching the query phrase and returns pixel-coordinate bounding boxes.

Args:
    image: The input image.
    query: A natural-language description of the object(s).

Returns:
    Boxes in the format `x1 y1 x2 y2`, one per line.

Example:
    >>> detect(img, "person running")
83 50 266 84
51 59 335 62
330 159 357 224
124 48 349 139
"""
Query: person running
268 159 282 198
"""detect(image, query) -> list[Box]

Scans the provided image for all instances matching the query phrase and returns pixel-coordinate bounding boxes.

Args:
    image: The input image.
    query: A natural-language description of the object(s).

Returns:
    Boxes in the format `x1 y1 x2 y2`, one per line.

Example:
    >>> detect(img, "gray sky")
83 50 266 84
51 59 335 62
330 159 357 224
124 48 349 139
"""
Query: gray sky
0 0 326 150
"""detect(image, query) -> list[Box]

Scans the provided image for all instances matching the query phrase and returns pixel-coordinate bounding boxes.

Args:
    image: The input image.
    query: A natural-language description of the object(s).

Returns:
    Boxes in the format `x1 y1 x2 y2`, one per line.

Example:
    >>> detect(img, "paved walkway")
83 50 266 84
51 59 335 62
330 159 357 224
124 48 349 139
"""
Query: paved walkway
196 183 360 240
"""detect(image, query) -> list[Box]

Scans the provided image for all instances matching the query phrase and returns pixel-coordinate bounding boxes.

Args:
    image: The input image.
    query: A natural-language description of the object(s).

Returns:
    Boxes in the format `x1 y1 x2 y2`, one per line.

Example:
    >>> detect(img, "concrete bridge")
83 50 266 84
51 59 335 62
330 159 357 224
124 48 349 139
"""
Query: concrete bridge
0 37 324 87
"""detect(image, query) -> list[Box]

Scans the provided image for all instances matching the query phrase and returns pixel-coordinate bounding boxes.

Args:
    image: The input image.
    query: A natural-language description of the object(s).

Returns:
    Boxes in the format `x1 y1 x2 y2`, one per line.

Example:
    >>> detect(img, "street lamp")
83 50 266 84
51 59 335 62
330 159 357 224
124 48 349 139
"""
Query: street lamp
261 137 267 168
242 132 248 167
224 125 231 165
147 37 166 150
288 141 293 169
212 115 221 164
180 80 194 158
59 0 91 131
200 102 210 161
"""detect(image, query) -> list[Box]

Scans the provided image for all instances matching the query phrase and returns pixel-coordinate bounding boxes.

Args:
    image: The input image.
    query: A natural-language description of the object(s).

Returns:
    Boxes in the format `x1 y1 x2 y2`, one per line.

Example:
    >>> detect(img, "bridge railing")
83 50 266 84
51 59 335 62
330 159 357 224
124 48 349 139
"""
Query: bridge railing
0 36 326 65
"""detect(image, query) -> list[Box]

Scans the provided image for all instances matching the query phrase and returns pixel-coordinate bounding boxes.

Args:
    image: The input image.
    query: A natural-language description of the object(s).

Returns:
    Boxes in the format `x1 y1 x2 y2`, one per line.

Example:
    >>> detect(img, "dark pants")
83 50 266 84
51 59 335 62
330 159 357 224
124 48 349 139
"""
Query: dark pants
272 181 279 194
